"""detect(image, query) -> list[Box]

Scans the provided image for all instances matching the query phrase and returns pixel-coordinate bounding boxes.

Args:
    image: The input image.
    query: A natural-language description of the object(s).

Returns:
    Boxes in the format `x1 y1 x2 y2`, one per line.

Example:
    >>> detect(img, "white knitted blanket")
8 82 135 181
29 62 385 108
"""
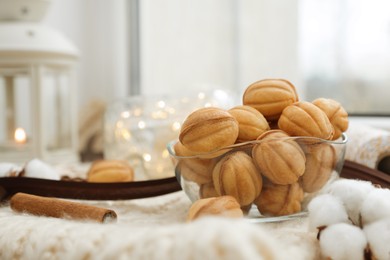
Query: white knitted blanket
0 123 386 260
0 191 319 260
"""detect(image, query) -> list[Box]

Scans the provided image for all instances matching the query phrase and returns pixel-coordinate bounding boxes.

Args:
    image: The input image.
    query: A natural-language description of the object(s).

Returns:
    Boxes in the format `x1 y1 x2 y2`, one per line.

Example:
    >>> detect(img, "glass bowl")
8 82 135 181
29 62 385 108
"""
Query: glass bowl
103 90 236 181
167 133 348 222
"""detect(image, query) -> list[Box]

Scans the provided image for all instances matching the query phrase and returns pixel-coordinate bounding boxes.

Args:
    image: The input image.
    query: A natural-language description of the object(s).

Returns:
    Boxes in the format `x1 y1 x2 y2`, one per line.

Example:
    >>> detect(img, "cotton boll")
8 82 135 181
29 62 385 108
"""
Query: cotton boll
0 163 22 177
327 179 375 225
320 223 367 260
23 159 61 180
307 194 350 231
364 218 390 260
361 188 390 225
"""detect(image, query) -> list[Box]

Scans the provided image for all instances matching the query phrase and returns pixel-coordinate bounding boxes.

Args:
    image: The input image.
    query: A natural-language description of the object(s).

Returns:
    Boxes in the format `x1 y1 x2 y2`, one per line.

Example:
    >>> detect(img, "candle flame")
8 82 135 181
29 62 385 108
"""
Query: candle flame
14 128 27 144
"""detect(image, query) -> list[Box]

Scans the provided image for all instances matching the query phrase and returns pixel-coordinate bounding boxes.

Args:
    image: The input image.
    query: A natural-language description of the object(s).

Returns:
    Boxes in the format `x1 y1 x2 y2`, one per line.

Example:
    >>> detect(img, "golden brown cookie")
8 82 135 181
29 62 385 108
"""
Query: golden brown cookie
300 142 336 193
87 160 134 183
179 107 239 154
312 98 348 140
242 79 299 121
254 181 304 216
174 141 216 185
278 101 334 140
199 182 219 199
228 105 270 142
187 196 243 221
212 151 262 206
252 130 306 185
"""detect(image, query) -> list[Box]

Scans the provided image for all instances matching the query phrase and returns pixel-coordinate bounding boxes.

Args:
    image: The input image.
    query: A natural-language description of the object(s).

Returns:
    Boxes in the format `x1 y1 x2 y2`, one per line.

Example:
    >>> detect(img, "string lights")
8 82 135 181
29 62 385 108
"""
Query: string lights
104 90 235 180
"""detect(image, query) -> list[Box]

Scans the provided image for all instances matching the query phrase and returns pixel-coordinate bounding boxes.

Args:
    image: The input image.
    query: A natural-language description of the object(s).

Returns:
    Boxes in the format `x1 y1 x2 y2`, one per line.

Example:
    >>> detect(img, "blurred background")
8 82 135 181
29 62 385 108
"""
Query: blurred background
1 0 390 161
32 0 390 114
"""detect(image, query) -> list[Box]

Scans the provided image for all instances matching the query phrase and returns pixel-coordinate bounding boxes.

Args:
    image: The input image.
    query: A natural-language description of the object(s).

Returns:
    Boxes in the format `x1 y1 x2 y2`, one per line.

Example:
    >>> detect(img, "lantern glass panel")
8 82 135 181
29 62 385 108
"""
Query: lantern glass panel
0 72 32 151
41 69 72 151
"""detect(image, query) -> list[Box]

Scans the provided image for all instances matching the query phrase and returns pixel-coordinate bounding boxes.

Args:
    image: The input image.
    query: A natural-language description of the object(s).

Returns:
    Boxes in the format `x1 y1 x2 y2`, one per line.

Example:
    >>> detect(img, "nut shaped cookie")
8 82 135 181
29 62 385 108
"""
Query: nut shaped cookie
278 101 334 140
187 196 243 221
300 142 336 193
177 159 214 185
312 98 349 140
87 160 134 183
179 107 239 154
173 141 197 157
228 105 270 142
252 130 306 185
254 181 304 216
242 79 299 121
199 182 219 199
212 151 262 206
174 141 215 184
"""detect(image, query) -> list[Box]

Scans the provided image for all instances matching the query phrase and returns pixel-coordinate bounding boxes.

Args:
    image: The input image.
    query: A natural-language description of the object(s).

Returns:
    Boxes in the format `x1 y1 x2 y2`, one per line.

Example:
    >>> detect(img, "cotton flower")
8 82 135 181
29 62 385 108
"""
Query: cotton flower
319 223 367 260
326 179 375 225
364 218 390 260
360 188 390 225
23 159 61 180
307 194 350 231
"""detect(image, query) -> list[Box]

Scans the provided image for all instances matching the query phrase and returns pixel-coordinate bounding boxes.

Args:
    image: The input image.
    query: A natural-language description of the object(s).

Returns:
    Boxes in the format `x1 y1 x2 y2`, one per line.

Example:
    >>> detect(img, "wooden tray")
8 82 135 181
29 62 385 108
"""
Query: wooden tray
0 160 388 201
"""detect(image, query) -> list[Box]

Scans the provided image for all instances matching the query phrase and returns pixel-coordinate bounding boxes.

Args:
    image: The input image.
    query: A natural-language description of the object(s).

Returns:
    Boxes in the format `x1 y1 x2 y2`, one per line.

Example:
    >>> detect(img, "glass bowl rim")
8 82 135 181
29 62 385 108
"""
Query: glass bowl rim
167 132 348 159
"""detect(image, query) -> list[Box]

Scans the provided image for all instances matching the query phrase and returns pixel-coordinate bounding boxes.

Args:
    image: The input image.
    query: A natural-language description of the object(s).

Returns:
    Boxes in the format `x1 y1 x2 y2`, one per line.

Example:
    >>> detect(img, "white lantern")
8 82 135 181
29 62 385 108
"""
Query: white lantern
0 22 79 163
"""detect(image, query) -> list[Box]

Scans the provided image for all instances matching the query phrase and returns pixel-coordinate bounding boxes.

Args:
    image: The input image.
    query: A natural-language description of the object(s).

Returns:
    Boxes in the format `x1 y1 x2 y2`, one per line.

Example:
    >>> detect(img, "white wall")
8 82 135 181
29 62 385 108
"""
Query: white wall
42 0 129 108
140 0 302 97
41 0 302 108
140 0 238 95
239 0 301 95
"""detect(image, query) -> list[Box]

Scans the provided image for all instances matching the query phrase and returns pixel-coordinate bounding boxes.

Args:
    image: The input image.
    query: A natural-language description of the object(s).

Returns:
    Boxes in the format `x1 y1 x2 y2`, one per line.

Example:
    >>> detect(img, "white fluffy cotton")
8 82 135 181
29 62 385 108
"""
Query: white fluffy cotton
364 218 390 260
310 179 390 260
326 179 375 225
361 188 390 225
0 163 22 177
319 223 367 260
307 194 350 231
23 159 61 180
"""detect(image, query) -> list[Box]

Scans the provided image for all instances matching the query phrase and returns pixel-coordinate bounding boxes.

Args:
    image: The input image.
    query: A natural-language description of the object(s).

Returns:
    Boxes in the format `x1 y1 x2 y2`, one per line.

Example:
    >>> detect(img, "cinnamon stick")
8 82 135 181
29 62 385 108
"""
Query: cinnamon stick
10 193 117 223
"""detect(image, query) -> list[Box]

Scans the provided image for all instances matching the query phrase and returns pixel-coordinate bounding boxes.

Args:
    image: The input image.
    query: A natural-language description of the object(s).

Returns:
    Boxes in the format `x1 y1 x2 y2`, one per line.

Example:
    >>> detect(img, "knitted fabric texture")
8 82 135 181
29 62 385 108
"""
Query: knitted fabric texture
1 124 385 259
0 191 319 260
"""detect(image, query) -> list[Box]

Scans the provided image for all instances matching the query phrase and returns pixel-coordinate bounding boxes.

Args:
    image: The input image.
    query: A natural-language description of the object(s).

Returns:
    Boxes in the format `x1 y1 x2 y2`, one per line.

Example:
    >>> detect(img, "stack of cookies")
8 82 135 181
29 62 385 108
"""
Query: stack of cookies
174 79 349 219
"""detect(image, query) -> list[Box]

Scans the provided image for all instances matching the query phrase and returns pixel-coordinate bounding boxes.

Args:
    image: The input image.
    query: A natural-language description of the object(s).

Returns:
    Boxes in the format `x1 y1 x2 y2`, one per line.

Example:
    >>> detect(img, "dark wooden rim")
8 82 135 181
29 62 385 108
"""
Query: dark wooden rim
340 160 390 188
0 176 181 201
0 160 388 201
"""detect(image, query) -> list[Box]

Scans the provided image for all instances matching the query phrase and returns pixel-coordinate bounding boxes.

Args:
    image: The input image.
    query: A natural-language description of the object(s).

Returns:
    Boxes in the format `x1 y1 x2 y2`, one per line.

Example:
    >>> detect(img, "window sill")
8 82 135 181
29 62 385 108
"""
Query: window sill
349 116 390 131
